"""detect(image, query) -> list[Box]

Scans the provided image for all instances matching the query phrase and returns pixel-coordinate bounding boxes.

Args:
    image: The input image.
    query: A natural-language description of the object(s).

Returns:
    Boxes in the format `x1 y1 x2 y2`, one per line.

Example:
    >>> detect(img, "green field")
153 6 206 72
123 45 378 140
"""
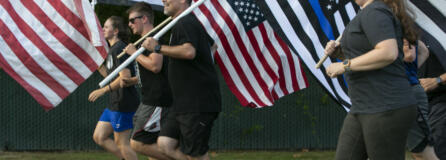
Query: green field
0 151 415 160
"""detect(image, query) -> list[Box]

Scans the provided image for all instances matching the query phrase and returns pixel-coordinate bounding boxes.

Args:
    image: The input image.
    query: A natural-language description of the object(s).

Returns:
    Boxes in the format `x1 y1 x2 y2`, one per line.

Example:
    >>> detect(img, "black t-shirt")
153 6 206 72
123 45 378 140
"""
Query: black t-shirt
138 49 172 107
419 52 446 105
340 1 416 113
106 40 140 112
168 14 221 113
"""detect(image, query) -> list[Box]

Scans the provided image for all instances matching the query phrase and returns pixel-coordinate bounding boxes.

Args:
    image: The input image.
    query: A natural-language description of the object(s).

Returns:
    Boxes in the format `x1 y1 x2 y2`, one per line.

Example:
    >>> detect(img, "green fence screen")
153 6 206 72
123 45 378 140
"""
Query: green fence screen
0 66 346 151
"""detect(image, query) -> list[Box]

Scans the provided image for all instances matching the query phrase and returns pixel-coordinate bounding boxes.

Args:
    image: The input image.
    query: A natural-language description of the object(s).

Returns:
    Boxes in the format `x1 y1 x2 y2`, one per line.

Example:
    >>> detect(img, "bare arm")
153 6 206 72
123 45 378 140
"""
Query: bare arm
120 76 139 88
97 65 108 77
109 69 131 91
417 40 430 68
324 40 344 60
403 41 416 63
136 53 163 73
88 68 131 102
420 73 446 92
124 43 163 73
325 39 398 77
143 37 196 60
349 39 398 71
159 43 196 59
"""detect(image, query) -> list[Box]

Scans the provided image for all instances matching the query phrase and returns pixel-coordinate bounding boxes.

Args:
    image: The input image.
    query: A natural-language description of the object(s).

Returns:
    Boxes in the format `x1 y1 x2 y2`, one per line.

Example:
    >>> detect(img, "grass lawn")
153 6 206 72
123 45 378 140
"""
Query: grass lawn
0 151 415 160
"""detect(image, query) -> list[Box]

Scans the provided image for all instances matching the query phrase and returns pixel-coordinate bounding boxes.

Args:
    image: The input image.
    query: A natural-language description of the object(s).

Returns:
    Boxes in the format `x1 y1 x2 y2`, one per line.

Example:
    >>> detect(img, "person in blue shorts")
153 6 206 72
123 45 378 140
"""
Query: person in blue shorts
88 16 140 160
402 39 439 160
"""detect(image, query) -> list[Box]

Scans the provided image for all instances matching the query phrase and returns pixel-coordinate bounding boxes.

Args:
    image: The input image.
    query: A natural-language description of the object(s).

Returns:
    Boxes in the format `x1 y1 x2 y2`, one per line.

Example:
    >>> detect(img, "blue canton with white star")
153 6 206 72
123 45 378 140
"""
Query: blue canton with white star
321 0 347 14
230 0 265 30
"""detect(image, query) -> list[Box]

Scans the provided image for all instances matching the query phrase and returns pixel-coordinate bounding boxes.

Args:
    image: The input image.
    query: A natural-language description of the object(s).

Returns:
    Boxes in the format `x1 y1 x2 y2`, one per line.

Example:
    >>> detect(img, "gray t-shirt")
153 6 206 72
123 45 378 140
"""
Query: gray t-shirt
340 1 416 113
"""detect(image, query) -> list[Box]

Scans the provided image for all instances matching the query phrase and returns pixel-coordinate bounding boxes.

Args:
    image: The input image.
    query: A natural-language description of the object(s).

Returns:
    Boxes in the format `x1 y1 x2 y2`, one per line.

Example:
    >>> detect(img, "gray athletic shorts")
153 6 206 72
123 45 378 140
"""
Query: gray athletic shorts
406 84 431 152
131 103 166 144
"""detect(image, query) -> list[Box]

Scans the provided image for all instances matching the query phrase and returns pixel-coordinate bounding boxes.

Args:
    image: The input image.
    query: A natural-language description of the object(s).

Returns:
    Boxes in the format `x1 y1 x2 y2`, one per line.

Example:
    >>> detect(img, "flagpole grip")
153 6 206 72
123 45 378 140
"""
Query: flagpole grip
99 0 208 87
315 54 329 69
315 35 342 69
117 17 172 59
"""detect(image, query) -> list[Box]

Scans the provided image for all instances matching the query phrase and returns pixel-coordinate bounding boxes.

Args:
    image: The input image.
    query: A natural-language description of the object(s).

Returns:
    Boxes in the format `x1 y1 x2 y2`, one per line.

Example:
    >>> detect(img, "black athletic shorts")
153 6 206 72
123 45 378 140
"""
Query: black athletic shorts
132 130 159 144
159 111 181 140
160 112 219 157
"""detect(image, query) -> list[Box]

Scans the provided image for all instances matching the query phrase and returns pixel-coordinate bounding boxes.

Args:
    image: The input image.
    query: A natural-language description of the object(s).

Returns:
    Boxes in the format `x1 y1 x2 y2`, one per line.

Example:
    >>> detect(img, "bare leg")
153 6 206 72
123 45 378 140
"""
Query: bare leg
157 136 188 160
114 129 138 160
130 139 173 160
411 145 439 160
92 121 123 159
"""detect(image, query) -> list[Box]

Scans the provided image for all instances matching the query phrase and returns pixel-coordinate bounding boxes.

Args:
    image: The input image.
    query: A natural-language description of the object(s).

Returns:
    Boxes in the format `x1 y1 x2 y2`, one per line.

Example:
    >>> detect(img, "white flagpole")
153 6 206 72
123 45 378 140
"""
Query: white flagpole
99 0 208 88
117 17 172 58
315 35 342 69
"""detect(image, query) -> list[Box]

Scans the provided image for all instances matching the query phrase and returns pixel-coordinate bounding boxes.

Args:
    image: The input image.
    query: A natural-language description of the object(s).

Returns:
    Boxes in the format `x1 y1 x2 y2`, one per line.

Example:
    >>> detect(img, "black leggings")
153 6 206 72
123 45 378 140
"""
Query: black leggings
335 105 417 160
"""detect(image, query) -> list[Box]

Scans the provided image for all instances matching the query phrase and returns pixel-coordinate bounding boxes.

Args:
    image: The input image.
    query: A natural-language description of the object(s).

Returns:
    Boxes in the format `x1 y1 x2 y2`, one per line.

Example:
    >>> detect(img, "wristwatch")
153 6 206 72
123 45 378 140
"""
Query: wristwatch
154 44 162 53
343 59 351 72
437 76 442 85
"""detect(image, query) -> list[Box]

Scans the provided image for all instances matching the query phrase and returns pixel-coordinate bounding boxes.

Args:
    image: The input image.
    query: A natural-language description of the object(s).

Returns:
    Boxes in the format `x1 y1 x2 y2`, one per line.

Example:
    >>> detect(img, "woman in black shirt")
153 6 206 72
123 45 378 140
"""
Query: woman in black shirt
324 0 418 159
88 16 139 160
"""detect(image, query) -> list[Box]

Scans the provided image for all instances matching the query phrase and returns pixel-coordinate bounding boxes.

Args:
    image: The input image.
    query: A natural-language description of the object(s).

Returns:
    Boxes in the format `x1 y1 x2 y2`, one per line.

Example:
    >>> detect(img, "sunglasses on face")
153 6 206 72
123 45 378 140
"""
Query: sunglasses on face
129 16 143 24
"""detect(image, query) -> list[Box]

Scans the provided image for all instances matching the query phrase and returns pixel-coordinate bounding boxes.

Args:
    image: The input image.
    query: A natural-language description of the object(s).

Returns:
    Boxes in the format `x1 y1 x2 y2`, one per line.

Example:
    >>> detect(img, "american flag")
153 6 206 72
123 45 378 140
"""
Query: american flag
256 0 360 110
0 0 108 110
192 0 308 107
408 0 446 70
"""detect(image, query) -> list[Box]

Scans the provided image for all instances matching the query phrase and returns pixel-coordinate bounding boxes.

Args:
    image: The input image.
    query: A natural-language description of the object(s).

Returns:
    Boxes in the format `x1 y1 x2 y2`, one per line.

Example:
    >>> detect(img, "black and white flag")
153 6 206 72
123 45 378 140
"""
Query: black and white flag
257 0 446 110
256 0 359 110
408 0 446 69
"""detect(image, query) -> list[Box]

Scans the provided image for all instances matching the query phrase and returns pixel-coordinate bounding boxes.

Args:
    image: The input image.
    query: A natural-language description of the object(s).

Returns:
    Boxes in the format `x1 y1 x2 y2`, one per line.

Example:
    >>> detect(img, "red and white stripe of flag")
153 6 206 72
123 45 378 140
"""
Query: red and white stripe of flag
193 0 308 107
0 0 108 110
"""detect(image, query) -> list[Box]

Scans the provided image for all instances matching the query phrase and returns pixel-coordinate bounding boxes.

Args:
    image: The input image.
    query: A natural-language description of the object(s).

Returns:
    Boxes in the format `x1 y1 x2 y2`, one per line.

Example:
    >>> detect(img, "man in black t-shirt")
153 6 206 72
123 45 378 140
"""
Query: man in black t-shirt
419 51 446 159
121 2 172 160
142 0 221 159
